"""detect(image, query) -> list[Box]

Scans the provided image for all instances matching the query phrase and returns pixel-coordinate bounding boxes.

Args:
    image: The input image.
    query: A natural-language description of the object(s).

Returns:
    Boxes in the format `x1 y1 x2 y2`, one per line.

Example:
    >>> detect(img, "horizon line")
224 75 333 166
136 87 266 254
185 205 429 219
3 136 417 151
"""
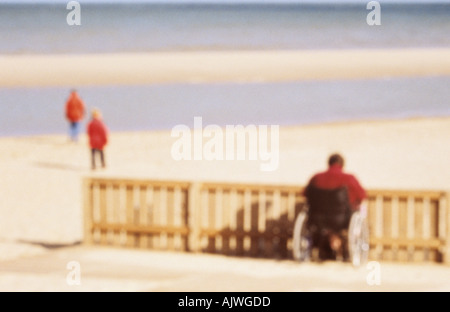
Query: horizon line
2 0 450 4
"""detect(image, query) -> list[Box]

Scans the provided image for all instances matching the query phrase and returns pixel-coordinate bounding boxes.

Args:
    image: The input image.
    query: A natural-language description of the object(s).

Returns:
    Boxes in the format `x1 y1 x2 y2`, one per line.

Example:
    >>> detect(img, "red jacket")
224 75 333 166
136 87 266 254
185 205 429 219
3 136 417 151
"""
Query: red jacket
65 92 85 122
87 118 108 150
304 164 366 210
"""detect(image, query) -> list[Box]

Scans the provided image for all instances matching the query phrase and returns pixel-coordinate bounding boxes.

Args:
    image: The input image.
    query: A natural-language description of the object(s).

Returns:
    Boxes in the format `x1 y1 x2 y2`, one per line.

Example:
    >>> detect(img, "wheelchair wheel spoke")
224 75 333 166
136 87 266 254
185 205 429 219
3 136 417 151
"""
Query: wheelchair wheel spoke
348 211 370 267
292 212 310 262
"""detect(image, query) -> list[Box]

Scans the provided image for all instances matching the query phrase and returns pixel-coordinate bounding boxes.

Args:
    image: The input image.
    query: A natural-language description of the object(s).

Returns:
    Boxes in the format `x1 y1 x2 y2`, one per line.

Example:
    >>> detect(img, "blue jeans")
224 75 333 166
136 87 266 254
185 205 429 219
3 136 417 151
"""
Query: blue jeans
69 122 81 141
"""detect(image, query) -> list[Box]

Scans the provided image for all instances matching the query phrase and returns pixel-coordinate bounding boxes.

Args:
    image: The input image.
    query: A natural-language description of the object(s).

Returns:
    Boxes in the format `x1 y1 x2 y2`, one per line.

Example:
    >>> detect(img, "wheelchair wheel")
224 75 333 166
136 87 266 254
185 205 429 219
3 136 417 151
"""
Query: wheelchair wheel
292 211 311 261
348 210 370 267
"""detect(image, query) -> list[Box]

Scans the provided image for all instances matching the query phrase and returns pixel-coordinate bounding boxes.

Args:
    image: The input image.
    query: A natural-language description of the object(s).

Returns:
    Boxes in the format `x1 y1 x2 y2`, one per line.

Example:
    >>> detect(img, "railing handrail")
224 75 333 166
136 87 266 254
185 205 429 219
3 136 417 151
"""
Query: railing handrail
84 177 447 198
85 177 191 189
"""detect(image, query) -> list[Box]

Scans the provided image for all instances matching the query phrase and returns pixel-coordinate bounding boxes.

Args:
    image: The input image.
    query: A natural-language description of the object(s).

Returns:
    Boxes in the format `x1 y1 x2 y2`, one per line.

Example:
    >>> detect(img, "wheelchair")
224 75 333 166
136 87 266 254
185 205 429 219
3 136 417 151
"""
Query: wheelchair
292 186 369 267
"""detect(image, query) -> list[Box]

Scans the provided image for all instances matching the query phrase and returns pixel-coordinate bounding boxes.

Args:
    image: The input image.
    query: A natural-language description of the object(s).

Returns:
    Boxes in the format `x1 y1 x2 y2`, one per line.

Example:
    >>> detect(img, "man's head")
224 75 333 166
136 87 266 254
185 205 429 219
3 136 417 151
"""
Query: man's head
328 153 344 168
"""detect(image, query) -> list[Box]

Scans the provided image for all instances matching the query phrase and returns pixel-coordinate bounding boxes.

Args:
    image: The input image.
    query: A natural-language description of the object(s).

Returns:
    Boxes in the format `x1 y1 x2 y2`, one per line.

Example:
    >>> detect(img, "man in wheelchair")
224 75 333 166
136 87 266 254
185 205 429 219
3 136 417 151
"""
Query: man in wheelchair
300 153 367 262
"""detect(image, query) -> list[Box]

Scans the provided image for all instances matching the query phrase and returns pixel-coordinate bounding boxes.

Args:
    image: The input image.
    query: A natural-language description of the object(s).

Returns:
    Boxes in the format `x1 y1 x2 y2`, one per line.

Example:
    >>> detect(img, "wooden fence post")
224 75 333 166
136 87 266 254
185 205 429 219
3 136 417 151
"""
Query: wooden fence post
188 182 202 252
83 178 94 245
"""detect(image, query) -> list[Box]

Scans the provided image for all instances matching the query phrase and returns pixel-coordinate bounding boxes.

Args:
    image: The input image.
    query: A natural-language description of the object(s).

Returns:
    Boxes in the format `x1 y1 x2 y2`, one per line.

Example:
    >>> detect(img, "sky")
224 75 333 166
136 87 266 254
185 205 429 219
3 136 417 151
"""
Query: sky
3 0 450 3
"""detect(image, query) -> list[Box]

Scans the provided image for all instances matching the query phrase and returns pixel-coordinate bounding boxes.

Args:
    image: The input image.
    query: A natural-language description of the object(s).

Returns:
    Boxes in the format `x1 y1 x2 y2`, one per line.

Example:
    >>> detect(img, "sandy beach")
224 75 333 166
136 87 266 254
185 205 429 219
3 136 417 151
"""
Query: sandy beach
1 116 450 243
1 48 450 87
1 116 450 291
1 48 450 292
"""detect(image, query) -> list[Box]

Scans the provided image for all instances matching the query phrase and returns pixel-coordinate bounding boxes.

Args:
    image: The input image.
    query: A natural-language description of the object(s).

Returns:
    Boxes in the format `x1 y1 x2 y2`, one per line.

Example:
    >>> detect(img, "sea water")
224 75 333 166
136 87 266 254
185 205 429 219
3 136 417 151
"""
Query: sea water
0 2 449 136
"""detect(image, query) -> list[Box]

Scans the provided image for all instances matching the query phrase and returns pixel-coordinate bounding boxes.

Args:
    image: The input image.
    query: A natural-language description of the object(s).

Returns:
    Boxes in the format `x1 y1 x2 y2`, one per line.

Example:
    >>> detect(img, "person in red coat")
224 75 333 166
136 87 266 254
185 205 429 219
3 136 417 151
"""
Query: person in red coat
87 108 108 170
65 89 86 142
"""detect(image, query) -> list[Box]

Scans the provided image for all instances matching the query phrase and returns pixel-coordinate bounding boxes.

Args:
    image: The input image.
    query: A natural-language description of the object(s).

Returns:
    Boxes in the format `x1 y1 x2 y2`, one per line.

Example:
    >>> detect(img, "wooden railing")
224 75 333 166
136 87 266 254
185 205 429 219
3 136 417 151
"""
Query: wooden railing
83 178 191 251
194 182 305 259
366 190 449 263
83 177 450 264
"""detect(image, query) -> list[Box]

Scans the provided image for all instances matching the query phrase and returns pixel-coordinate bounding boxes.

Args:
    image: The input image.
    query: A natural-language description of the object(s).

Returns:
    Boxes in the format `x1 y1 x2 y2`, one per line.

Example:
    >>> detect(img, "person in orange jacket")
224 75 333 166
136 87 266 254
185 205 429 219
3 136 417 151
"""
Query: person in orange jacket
65 89 86 142
87 108 108 170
